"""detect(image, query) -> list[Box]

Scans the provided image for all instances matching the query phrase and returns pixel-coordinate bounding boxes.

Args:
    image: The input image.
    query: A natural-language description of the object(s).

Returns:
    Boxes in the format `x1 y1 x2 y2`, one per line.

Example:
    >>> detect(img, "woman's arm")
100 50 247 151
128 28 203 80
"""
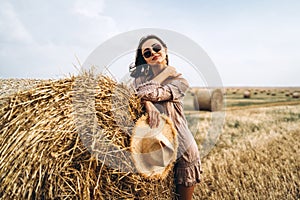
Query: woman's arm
136 77 189 102
136 66 188 102
135 66 187 127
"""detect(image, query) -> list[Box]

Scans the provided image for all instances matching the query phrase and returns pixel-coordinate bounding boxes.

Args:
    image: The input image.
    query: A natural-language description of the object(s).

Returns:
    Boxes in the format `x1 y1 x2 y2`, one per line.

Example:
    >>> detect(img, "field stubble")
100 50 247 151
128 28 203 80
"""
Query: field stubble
190 105 300 199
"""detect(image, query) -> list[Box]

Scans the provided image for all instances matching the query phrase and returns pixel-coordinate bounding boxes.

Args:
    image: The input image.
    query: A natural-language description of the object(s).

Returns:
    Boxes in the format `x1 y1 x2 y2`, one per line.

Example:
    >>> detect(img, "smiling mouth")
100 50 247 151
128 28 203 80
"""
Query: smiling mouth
152 56 160 60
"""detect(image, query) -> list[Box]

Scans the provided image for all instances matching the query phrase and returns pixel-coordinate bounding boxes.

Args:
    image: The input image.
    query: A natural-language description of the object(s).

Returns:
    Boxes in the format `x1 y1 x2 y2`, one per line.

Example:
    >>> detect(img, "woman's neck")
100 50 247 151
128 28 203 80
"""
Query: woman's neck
151 63 167 77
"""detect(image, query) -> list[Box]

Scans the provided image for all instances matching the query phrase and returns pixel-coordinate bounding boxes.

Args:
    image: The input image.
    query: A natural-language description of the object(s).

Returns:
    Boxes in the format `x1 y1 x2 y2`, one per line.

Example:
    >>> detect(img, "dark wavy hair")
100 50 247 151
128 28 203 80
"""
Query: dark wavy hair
130 34 169 78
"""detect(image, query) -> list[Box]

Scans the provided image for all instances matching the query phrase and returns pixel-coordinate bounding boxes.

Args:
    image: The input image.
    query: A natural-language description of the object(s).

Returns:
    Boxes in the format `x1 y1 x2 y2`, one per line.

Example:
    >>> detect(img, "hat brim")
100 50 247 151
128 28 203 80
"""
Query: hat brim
130 114 178 179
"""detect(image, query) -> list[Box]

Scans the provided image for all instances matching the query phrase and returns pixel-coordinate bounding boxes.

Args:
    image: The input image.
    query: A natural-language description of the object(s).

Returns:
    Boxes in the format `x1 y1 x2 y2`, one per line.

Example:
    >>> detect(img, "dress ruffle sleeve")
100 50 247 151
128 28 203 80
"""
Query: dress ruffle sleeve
136 78 189 102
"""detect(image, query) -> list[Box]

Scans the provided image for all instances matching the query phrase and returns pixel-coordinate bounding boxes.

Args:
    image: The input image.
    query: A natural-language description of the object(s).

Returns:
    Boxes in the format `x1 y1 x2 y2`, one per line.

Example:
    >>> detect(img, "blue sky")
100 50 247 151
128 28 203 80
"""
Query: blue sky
0 0 299 86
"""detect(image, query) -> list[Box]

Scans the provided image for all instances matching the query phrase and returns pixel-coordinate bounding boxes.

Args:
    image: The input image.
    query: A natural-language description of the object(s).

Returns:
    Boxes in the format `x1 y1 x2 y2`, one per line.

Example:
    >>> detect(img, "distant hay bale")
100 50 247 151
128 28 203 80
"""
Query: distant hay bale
292 92 299 98
193 88 223 112
243 90 251 98
0 73 175 199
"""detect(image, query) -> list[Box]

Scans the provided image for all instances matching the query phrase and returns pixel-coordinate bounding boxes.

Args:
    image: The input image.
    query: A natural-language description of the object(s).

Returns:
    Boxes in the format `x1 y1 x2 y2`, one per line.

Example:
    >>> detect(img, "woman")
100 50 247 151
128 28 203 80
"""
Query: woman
130 34 202 200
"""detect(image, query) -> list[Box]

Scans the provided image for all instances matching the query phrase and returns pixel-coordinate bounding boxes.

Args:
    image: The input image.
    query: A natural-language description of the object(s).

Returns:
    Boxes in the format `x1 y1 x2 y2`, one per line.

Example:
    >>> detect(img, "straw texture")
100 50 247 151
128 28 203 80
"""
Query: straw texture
0 72 175 199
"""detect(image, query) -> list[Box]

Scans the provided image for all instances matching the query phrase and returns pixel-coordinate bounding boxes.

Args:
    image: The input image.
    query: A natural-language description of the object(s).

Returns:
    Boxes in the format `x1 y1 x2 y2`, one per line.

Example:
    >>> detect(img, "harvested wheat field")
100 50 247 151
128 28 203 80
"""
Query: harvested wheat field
190 105 300 199
184 87 300 199
1 77 300 199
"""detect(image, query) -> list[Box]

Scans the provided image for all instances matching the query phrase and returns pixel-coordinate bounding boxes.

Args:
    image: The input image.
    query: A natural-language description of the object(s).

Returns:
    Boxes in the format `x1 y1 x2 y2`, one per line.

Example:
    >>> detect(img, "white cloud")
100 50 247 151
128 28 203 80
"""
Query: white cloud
0 1 33 44
0 0 120 79
69 0 119 46
72 0 105 18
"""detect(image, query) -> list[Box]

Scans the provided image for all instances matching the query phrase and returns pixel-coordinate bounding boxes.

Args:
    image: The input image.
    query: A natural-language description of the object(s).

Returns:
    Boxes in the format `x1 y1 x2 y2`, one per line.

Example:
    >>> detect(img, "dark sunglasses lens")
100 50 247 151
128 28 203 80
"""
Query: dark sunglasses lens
143 50 152 58
153 44 162 52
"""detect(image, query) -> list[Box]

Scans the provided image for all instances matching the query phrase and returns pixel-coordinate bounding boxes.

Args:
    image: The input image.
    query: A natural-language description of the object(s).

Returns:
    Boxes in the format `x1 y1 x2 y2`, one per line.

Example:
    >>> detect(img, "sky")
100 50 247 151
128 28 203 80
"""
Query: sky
0 0 300 86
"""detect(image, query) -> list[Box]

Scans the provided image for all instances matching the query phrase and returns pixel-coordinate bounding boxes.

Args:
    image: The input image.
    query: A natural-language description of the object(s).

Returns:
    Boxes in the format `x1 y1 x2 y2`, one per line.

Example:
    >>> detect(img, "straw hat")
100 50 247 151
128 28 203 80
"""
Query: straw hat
130 114 178 179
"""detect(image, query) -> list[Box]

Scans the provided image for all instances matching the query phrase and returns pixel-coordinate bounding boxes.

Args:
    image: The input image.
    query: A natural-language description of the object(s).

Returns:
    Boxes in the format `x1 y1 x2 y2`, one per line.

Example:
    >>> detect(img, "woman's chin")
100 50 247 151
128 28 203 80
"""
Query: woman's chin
149 60 164 66
150 63 162 67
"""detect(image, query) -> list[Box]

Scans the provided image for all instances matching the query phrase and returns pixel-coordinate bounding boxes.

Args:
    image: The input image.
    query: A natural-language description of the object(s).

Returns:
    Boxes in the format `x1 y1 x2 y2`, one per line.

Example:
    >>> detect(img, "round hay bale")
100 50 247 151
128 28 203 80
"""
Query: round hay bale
0 73 175 199
292 92 299 98
193 88 223 112
243 90 251 98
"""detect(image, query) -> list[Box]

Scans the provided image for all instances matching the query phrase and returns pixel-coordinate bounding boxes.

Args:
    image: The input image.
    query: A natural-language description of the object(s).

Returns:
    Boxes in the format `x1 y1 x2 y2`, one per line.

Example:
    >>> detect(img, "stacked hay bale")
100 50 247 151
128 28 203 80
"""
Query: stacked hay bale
0 73 175 199
193 88 223 112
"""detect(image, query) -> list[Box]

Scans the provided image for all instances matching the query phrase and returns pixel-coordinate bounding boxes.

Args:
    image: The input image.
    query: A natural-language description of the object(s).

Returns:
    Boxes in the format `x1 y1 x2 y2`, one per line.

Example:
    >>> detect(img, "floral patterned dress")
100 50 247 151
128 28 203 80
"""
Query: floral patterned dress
133 72 202 186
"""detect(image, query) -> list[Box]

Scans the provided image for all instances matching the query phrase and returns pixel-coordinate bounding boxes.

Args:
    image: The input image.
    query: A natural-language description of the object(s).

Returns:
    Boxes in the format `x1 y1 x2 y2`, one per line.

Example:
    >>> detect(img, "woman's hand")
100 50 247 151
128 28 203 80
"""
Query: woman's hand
165 66 181 77
144 101 160 128
152 66 181 84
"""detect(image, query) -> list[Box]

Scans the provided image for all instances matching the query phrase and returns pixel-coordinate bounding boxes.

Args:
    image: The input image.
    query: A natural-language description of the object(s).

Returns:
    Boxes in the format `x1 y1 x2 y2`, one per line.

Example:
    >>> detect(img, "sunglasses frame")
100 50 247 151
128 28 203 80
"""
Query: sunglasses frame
142 43 162 59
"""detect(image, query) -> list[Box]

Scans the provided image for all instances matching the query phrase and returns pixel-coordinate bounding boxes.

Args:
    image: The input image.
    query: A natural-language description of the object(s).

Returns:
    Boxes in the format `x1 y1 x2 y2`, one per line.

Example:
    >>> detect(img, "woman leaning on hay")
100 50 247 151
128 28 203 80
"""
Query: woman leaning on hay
130 35 202 200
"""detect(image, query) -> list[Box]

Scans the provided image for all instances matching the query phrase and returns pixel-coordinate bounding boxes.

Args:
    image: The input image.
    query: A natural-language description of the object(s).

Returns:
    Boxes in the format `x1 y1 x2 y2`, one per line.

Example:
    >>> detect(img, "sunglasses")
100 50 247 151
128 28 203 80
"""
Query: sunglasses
142 43 162 58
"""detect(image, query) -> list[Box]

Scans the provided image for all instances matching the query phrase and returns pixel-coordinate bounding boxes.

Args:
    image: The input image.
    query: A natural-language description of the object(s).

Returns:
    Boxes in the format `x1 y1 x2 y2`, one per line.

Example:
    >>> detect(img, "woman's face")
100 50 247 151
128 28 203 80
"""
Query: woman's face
141 39 167 66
